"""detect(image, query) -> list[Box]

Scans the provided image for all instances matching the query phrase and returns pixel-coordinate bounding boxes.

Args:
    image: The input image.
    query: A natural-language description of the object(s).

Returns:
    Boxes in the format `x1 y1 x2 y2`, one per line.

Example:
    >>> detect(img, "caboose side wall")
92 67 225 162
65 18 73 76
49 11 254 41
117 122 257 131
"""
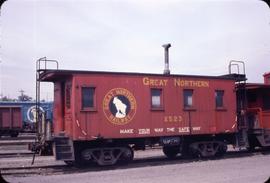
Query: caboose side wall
246 88 270 129
54 73 237 141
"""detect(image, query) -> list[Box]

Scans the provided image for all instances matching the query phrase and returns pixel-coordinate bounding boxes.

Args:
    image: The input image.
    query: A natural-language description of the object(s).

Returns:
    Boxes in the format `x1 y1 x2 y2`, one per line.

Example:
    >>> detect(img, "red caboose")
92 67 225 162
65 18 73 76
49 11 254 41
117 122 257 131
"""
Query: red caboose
35 54 270 166
244 73 270 149
37 61 243 165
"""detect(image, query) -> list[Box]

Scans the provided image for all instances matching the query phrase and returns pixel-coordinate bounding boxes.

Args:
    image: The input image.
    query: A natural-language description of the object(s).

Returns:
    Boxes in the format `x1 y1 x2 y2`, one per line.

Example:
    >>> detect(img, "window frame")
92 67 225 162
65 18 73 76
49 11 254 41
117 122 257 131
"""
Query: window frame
215 90 226 110
183 89 195 110
150 88 164 110
81 86 97 111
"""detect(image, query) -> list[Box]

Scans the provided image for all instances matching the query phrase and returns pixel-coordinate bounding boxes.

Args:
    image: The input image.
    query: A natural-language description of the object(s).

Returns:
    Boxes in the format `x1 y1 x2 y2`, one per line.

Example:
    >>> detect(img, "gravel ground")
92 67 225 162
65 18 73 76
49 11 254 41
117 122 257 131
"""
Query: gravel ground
3 150 270 183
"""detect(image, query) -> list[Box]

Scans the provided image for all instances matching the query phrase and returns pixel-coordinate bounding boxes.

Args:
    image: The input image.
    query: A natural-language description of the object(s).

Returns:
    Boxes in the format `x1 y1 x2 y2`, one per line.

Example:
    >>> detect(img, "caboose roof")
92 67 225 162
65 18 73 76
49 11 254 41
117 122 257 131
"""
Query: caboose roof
245 83 270 90
38 69 246 82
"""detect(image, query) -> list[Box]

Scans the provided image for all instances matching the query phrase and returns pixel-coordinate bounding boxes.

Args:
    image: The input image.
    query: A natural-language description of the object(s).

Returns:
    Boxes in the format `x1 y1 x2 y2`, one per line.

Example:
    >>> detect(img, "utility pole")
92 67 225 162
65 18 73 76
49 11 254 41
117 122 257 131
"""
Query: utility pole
19 89 25 96
0 1 7 60
0 1 7 100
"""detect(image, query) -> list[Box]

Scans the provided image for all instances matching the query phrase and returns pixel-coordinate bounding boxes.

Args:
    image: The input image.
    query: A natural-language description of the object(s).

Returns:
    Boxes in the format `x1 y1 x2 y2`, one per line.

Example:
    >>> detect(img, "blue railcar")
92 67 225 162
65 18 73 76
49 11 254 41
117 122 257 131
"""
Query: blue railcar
0 101 53 132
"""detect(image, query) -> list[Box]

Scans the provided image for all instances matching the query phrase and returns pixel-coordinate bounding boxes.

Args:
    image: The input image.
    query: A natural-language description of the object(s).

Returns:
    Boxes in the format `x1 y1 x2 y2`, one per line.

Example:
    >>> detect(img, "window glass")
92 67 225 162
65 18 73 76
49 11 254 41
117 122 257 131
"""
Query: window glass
151 89 162 108
247 92 257 103
82 87 95 109
263 93 270 110
184 90 193 108
215 90 224 108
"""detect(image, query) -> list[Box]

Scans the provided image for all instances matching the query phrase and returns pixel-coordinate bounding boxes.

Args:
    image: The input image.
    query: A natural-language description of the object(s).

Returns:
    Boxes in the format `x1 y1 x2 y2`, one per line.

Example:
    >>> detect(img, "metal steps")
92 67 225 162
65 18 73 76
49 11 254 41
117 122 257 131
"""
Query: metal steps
255 129 270 147
236 129 249 148
54 136 74 161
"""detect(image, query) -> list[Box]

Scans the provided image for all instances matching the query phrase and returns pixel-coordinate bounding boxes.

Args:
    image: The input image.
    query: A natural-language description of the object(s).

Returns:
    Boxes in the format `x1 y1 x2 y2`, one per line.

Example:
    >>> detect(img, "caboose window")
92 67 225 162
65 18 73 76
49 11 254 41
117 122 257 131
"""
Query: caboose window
215 90 224 108
183 89 193 108
247 92 257 103
263 94 270 110
151 88 162 108
82 87 95 109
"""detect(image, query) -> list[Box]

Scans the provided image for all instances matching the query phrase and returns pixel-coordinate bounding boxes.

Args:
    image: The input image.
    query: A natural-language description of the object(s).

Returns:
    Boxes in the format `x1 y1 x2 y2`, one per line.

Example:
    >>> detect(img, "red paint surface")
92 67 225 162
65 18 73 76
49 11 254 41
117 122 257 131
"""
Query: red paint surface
246 83 270 129
264 72 270 84
43 71 237 140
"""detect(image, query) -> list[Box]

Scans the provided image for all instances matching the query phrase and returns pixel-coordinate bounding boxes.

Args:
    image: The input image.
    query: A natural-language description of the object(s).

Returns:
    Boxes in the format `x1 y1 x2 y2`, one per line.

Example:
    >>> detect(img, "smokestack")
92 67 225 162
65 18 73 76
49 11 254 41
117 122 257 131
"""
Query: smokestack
162 43 171 75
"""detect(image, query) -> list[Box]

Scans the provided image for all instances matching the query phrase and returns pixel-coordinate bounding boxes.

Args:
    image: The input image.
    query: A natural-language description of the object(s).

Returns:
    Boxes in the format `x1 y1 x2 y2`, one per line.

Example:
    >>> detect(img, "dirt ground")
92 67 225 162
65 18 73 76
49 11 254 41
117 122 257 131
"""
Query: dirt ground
1 145 270 183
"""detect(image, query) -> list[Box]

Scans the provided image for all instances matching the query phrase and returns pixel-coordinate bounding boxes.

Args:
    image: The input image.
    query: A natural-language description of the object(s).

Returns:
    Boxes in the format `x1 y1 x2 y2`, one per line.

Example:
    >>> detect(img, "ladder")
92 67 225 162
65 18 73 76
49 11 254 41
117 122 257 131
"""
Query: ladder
228 60 249 148
31 57 58 164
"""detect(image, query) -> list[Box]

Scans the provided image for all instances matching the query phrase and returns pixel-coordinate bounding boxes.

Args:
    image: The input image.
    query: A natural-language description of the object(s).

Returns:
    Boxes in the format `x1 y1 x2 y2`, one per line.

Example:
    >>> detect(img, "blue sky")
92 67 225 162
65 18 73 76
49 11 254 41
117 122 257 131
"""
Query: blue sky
0 0 269 100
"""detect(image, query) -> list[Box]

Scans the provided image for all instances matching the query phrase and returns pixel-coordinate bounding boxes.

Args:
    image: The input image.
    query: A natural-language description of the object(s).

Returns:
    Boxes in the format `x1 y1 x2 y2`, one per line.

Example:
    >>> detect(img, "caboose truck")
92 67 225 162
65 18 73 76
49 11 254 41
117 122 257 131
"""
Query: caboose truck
34 47 270 166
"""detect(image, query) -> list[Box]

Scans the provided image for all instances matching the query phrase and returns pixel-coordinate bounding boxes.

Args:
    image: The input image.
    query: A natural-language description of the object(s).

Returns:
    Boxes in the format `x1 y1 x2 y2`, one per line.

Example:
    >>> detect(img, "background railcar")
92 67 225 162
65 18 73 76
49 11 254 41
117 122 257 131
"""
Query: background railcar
0 101 53 135
0 105 22 137
244 73 270 149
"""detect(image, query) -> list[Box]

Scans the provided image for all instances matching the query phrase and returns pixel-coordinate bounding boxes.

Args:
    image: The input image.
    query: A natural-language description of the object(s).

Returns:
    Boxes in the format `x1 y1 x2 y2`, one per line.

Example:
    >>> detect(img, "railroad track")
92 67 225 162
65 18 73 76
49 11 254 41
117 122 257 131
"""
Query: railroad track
1 149 270 177
0 134 35 147
0 152 34 159
0 136 35 141
0 134 36 141
1 164 68 176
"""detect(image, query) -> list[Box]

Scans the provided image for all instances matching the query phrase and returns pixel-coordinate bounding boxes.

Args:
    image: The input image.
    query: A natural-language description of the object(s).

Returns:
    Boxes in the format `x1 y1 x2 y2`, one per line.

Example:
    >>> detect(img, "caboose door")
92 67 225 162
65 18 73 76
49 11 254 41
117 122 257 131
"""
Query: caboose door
64 82 73 135
53 81 72 135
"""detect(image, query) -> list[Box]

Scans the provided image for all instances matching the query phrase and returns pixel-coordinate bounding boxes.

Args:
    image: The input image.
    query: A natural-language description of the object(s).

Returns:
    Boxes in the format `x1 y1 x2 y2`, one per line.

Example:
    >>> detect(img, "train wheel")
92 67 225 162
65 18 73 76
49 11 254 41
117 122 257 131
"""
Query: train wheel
216 143 227 157
180 142 192 158
189 145 202 158
73 143 90 167
79 146 133 166
247 136 257 152
189 141 227 158
119 146 134 164
163 146 180 159
75 148 94 167
247 144 256 152
64 161 74 166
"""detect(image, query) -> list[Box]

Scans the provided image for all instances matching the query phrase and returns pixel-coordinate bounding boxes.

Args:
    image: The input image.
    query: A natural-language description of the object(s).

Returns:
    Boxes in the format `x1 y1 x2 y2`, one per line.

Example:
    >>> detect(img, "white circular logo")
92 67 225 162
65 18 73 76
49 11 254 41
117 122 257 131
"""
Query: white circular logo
27 106 45 123
103 88 137 125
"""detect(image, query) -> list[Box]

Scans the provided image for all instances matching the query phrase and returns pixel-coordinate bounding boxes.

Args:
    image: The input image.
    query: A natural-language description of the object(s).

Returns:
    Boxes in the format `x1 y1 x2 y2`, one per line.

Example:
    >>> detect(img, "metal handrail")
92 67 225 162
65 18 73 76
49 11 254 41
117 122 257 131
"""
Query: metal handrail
36 57 59 71
32 57 59 165
229 60 245 75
